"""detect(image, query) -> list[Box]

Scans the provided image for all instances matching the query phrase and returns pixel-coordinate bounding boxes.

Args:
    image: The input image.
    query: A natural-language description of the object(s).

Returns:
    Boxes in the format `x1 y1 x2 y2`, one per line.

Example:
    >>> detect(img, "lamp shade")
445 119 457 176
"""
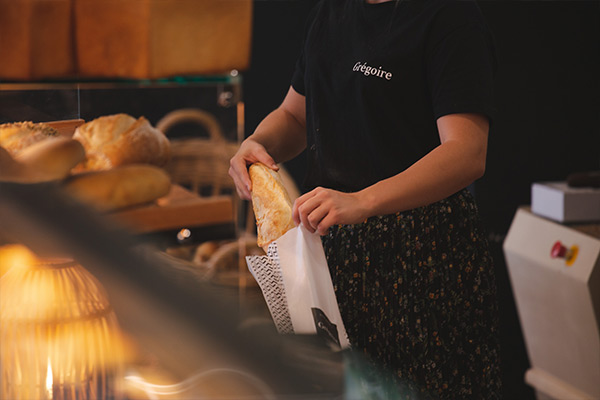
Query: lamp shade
1 256 124 400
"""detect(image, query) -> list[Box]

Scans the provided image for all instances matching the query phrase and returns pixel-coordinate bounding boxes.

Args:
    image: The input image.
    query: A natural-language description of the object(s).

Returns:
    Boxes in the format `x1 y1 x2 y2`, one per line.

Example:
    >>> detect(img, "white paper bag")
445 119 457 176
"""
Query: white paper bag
246 225 350 349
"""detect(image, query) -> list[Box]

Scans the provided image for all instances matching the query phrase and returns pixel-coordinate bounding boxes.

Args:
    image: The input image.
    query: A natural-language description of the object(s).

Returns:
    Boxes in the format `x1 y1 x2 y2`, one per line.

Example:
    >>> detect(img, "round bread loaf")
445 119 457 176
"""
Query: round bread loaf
73 114 170 171
249 162 296 249
63 164 171 211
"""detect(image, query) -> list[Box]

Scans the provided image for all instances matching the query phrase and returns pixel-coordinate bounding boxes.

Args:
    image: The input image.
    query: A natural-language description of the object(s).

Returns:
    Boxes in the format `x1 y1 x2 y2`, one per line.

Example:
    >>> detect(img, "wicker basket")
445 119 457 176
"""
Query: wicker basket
157 108 239 196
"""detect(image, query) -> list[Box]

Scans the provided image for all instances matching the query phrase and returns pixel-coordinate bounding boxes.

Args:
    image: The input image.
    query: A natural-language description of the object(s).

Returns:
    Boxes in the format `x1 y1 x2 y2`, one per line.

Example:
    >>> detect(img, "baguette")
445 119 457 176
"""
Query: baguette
63 164 171 211
249 163 296 249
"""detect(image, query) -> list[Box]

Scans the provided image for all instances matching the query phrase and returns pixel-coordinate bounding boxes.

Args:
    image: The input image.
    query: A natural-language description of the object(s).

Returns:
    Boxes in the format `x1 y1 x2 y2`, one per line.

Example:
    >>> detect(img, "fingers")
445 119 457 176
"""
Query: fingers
298 197 322 233
254 148 279 172
293 188 332 234
229 157 252 200
228 140 279 200
292 190 314 226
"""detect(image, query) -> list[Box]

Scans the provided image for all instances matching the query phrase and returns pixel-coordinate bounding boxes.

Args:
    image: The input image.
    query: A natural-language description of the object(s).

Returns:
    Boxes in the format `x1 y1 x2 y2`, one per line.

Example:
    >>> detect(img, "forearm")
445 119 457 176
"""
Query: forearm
359 139 486 217
247 107 307 164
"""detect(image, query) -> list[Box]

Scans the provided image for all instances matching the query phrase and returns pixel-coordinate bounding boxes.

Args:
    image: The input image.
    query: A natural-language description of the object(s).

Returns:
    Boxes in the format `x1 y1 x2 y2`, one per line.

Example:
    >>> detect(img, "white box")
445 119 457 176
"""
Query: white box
531 182 600 223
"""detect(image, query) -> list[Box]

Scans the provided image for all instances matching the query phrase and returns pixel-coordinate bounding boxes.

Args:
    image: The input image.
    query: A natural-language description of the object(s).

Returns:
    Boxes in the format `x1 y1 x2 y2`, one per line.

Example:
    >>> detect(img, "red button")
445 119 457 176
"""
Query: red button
551 241 567 258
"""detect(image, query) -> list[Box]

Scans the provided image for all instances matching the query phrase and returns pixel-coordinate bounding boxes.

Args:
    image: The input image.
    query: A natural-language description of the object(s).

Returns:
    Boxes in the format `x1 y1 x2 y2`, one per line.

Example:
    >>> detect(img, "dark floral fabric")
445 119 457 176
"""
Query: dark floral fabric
323 189 502 399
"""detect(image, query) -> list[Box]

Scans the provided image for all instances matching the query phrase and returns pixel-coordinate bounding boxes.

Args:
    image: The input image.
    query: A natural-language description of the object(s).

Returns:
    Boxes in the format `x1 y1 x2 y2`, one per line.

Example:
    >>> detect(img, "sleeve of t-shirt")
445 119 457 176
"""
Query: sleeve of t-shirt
426 1 498 122
291 46 306 96
291 2 323 96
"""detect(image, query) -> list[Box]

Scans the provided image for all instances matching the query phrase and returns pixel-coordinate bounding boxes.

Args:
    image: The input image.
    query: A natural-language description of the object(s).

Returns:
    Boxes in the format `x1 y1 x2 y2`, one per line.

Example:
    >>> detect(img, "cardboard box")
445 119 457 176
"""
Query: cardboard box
531 182 600 223
75 0 253 79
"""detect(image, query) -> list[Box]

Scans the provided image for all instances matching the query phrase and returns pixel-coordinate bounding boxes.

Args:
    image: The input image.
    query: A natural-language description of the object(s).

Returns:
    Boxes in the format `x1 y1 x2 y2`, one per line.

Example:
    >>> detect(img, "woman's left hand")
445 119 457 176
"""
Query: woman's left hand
292 187 370 235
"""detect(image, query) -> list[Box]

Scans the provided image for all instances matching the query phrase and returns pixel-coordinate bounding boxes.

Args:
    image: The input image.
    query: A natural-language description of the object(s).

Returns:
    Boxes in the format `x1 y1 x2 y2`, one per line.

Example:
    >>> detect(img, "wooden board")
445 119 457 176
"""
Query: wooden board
45 119 85 137
111 185 234 233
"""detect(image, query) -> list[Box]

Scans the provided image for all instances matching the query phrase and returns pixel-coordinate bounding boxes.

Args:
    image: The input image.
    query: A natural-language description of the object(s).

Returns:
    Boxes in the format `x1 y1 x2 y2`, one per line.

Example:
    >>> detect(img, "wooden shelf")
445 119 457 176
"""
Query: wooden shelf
111 185 234 234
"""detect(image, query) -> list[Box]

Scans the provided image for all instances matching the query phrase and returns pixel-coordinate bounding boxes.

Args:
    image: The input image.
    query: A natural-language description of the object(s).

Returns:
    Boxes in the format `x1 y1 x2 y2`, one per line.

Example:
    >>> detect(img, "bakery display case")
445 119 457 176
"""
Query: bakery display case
0 72 350 398
0 75 243 226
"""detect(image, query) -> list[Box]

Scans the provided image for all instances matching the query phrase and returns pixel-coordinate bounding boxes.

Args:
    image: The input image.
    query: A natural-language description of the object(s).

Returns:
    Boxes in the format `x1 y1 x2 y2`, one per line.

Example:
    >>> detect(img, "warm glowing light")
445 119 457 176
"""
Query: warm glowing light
0 244 38 277
177 228 192 241
1 254 125 400
45 359 53 400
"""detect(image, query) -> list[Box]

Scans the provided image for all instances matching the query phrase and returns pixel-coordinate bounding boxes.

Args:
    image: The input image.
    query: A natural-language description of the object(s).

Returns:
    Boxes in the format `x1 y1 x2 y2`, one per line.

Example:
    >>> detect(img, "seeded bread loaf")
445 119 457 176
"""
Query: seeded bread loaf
0 121 59 156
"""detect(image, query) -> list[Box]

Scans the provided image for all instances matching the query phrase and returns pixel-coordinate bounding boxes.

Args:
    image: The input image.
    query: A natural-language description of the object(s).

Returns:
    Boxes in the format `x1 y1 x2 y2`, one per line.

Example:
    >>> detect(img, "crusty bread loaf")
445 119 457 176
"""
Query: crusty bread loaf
16 137 85 182
249 163 296 249
63 164 171 211
0 138 84 183
73 114 170 171
0 121 59 156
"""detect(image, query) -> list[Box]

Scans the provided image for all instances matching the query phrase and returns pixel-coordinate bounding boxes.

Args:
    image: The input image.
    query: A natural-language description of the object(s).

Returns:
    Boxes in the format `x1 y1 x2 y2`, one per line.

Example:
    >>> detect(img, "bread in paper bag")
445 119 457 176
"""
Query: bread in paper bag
245 224 351 349
249 162 296 249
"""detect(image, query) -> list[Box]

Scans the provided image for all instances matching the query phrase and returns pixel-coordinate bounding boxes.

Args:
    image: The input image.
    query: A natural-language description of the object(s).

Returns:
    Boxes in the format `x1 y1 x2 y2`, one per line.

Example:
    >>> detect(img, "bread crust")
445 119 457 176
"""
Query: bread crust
249 163 296 249
1 138 85 183
63 164 171 211
0 121 59 156
16 137 85 182
73 114 171 171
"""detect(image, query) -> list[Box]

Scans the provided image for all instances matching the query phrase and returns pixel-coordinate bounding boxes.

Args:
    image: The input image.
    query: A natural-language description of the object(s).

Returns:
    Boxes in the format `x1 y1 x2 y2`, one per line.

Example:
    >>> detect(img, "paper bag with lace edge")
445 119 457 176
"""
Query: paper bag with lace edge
246 224 350 350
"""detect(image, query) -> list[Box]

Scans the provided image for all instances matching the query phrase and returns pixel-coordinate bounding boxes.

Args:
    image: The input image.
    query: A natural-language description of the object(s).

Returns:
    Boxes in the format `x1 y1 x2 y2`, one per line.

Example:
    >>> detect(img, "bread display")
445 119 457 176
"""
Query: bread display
73 114 170 171
0 121 59 156
249 163 296 249
63 164 171 211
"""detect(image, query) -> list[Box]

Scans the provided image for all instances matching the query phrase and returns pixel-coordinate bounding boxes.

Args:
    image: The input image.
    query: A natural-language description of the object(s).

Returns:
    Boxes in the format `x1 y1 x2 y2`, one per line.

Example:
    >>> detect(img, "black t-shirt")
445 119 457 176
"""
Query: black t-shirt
291 0 497 192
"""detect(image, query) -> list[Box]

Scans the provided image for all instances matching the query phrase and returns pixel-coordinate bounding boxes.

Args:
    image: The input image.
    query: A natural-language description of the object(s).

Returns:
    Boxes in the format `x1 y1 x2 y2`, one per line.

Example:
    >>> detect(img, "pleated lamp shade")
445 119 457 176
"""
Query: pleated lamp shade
1 255 124 400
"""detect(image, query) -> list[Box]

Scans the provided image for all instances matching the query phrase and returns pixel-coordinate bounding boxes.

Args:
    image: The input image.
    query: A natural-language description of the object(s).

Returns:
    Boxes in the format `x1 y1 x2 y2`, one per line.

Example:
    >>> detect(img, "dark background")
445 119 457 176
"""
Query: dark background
244 1 599 399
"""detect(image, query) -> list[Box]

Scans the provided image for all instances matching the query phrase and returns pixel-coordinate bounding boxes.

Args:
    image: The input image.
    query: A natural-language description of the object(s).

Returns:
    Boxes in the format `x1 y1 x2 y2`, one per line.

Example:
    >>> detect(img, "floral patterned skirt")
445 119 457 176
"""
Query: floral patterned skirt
322 189 502 399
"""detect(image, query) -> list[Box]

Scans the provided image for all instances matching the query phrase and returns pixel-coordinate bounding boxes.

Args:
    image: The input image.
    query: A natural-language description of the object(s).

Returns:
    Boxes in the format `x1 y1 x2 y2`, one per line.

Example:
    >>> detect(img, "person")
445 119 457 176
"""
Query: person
230 0 501 397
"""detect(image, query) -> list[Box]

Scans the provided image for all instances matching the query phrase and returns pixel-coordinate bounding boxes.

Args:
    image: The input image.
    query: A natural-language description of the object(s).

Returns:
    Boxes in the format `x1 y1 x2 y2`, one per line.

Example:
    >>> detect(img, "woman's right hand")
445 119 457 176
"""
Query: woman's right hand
229 138 279 200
